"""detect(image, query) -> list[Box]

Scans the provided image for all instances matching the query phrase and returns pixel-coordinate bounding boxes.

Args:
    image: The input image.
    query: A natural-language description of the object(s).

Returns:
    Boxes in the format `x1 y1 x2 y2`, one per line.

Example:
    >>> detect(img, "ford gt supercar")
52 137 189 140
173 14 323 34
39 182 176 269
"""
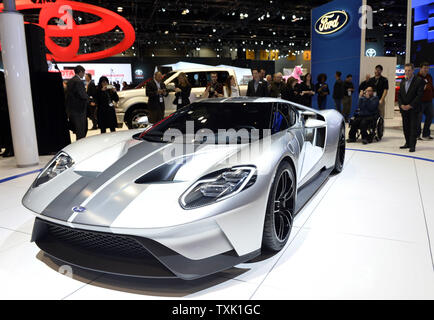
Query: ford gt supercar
23 97 345 280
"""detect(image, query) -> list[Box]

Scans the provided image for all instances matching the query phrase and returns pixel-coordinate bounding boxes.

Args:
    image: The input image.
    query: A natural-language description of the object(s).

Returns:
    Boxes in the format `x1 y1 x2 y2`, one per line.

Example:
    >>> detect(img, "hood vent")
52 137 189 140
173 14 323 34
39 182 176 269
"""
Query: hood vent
135 161 188 184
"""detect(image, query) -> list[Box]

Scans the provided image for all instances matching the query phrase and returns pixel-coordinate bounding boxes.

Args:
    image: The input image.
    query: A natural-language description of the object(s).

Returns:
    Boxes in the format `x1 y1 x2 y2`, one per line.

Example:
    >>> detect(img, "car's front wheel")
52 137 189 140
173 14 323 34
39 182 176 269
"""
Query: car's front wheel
262 161 296 252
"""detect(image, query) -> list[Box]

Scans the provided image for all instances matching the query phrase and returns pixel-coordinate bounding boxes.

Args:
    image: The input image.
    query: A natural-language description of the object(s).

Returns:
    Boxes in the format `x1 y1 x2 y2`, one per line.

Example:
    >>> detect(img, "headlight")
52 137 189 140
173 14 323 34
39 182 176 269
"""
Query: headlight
179 166 257 209
33 152 74 188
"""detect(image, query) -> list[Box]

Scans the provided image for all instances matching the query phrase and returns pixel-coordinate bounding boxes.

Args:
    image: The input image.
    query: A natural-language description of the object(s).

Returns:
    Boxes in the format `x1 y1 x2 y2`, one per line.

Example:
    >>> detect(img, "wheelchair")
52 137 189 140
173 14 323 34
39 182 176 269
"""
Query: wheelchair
349 113 384 143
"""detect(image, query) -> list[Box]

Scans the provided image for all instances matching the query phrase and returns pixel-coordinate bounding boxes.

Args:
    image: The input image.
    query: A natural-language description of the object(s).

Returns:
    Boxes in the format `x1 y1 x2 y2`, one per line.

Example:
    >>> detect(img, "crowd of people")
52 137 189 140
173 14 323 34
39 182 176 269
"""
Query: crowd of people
0 62 433 156
148 63 432 152
348 62 432 152
64 65 123 140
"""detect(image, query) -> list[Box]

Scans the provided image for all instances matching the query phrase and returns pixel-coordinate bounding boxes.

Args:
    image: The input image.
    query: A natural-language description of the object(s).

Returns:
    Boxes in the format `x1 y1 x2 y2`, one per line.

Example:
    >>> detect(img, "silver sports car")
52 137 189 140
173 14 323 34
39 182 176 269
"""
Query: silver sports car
23 97 345 280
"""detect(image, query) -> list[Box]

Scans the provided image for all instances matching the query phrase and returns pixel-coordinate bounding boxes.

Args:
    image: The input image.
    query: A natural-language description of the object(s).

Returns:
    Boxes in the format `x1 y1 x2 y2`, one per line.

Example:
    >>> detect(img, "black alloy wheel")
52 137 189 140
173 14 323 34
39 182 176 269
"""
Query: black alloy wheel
262 161 295 252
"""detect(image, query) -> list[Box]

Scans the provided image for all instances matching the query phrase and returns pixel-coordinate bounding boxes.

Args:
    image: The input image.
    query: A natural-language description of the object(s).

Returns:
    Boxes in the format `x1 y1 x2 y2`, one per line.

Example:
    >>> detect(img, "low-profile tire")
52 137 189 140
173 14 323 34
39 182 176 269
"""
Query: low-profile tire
262 161 296 252
333 124 346 174
127 109 150 129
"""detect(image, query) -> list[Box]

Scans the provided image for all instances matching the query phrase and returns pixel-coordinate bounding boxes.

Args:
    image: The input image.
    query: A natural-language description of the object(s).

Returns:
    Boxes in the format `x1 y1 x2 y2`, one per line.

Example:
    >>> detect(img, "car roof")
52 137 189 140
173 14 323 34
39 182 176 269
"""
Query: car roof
198 96 293 104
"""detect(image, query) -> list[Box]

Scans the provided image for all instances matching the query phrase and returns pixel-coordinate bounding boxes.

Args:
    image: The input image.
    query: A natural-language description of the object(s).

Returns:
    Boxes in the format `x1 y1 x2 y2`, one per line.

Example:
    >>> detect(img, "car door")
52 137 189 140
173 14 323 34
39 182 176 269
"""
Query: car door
163 72 179 115
273 103 303 174
297 109 327 184
186 71 208 102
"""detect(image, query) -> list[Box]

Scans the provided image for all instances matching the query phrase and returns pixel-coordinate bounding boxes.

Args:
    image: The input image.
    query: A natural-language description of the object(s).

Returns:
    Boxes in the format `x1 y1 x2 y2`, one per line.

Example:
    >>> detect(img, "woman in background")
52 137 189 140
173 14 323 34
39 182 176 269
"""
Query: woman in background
282 77 299 103
315 73 330 110
95 76 119 133
174 72 192 110
223 75 240 97
298 73 315 107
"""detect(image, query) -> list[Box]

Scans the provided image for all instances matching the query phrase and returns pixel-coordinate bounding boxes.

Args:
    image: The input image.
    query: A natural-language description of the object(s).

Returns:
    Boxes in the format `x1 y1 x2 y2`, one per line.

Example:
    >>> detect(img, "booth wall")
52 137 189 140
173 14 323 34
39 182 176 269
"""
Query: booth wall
311 0 362 115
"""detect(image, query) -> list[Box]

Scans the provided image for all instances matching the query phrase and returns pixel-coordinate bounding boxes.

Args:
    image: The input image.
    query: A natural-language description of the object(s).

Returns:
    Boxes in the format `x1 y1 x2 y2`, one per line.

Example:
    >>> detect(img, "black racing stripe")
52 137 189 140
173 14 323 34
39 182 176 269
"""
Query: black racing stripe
41 141 164 222
72 145 174 226
63 141 165 209
41 177 93 221
72 144 205 227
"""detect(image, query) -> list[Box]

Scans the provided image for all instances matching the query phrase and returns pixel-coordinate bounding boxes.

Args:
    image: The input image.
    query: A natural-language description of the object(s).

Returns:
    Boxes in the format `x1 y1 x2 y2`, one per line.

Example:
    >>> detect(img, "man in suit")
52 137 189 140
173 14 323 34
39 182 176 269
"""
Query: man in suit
146 71 168 123
85 73 98 130
398 63 425 152
65 65 88 140
333 71 345 114
269 73 284 98
246 69 269 97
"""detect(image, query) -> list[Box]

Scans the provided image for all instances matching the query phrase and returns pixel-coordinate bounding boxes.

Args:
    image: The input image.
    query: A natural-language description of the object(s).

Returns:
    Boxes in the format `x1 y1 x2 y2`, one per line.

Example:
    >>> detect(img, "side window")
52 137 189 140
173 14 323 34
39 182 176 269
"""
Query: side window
288 105 297 127
278 103 297 127
186 72 208 88
272 104 290 133
217 71 229 84
206 71 229 85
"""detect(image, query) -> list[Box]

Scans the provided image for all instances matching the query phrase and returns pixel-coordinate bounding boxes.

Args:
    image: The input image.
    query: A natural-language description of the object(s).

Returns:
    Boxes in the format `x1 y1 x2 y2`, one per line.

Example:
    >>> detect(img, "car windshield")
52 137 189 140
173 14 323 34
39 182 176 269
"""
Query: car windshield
140 102 273 144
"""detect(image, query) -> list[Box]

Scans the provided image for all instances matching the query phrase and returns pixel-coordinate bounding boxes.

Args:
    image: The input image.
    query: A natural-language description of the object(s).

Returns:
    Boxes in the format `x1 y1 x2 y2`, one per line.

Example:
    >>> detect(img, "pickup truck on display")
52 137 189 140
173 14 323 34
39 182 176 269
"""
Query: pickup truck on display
116 68 248 129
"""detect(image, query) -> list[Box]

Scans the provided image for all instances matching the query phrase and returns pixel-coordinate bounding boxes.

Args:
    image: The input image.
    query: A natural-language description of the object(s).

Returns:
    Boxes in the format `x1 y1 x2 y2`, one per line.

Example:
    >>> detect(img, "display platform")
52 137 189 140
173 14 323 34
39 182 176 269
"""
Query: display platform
0 140 433 299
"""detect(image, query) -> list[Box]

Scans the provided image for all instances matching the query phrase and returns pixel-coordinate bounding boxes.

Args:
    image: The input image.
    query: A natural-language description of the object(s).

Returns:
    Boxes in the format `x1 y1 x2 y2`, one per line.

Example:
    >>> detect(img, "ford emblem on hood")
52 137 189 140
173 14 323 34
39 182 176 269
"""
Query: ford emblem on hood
72 206 86 213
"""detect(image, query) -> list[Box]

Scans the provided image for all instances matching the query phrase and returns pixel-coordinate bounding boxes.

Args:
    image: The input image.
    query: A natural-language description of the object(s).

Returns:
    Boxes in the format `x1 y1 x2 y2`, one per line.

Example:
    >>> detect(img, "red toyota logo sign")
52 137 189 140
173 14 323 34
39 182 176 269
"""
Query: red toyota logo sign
0 0 135 62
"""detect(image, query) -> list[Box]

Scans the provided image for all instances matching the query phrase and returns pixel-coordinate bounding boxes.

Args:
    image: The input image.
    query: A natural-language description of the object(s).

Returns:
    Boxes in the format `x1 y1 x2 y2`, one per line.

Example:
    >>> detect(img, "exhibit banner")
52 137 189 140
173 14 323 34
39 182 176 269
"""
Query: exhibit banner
51 63 132 84
311 0 363 113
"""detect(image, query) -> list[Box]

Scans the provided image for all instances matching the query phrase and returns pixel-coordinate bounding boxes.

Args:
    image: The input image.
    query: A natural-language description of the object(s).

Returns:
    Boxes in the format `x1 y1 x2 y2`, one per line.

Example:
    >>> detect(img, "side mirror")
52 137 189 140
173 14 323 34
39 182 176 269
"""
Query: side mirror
301 110 317 117
137 116 149 126
166 82 176 91
305 118 326 129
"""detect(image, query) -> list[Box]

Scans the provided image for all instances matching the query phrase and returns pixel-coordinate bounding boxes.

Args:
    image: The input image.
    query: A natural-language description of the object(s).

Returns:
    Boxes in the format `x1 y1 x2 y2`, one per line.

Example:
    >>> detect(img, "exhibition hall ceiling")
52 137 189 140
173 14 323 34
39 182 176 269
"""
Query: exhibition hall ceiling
3 0 408 57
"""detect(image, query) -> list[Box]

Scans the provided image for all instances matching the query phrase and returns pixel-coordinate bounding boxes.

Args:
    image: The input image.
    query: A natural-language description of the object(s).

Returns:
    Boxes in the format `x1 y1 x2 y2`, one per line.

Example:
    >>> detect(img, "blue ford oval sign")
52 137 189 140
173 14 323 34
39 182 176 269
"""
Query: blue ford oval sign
72 206 86 213
315 10 349 35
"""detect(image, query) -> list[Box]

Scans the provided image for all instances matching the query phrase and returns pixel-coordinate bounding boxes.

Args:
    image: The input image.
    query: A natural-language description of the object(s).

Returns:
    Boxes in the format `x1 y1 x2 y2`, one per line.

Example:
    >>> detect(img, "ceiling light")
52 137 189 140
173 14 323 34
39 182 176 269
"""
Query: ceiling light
117 7 123 12
282 15 286 20
164 30 169 34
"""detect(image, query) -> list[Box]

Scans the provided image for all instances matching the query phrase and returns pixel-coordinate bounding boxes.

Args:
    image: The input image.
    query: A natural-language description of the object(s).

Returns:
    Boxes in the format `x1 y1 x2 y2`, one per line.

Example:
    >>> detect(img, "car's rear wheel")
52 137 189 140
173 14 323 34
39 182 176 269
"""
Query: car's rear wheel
333 124 345 174
262 161 295 252
128 109 150 129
